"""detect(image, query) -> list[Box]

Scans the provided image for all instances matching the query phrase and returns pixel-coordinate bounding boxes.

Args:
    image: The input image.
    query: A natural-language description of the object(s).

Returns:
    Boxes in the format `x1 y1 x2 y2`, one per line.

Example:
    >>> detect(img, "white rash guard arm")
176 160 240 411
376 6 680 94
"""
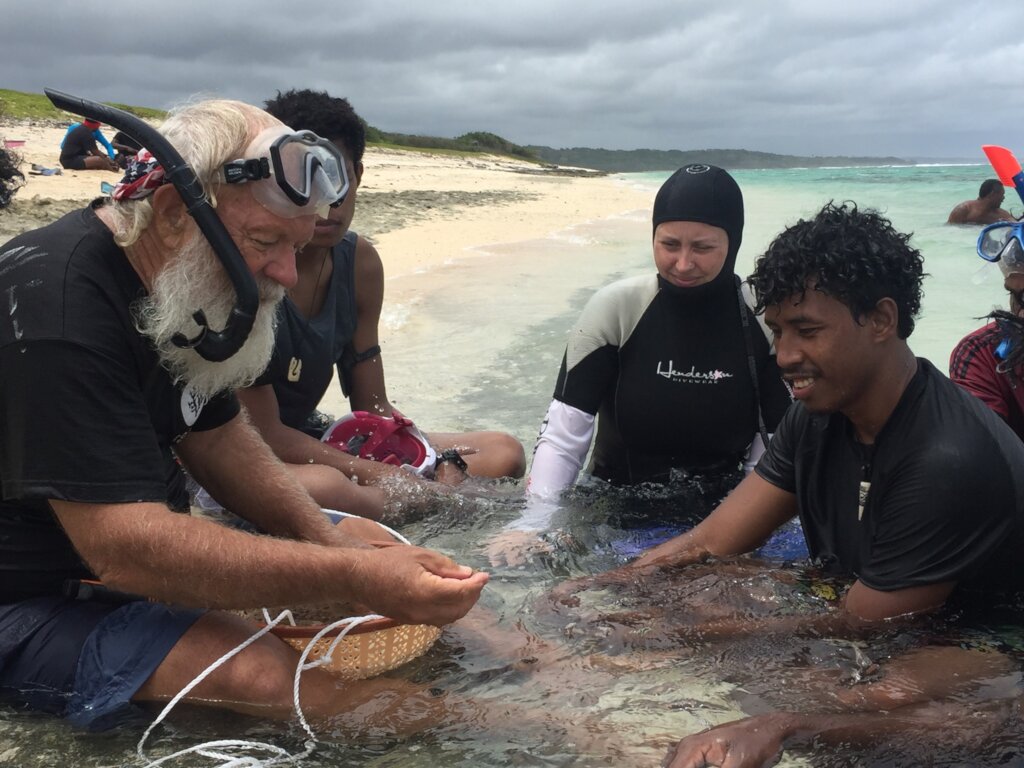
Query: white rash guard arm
507 401 596 532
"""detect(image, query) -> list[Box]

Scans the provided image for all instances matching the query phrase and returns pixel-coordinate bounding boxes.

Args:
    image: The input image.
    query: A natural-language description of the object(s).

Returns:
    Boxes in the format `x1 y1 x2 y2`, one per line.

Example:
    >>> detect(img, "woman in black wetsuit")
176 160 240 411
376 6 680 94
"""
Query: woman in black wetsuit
491 165 793 556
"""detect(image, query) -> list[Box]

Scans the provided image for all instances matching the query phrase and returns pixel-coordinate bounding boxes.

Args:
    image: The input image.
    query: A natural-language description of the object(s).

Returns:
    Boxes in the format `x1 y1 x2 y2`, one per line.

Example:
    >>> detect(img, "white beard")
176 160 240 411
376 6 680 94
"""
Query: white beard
133 231 285 400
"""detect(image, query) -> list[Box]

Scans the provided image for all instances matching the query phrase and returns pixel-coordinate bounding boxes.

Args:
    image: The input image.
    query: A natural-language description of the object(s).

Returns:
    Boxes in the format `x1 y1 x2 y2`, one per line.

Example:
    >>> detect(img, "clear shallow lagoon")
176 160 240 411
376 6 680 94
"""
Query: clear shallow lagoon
4 165 1022 767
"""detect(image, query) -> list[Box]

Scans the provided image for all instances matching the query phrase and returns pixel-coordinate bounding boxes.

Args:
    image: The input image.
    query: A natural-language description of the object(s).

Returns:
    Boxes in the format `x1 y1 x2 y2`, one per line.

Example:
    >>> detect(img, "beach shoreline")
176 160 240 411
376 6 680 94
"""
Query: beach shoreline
1 121 652 277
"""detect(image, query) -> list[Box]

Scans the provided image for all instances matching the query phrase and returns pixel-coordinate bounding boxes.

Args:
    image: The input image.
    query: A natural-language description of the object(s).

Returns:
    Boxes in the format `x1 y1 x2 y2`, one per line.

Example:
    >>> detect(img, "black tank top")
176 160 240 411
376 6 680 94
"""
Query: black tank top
254 232 358 429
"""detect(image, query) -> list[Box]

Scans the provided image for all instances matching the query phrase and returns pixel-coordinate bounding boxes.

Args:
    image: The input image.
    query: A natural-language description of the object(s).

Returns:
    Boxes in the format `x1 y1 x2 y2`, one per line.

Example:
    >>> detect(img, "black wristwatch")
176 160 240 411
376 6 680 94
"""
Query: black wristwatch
436 448 468 473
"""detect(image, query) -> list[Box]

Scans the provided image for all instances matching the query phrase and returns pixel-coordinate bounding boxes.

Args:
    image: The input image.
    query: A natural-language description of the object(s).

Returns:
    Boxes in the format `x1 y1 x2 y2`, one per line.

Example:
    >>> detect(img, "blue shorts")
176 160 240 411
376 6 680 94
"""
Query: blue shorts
0 597 202 730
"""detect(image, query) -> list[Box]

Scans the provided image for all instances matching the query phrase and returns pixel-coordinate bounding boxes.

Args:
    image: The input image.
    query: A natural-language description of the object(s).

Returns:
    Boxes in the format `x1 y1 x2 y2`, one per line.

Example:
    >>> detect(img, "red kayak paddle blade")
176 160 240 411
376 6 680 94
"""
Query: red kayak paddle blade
982 145 1022 186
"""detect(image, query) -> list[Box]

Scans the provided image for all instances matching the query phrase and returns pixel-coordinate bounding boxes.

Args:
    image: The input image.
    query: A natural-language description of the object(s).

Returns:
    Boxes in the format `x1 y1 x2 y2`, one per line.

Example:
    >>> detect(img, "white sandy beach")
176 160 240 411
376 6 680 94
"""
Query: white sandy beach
0 122 651 278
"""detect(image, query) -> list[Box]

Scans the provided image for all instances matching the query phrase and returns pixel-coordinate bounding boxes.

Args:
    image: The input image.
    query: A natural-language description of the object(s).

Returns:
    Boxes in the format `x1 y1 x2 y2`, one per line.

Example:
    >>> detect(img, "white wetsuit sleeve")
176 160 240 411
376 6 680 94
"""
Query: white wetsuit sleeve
527 400 596 498
506 401 595 532
743 433 770 475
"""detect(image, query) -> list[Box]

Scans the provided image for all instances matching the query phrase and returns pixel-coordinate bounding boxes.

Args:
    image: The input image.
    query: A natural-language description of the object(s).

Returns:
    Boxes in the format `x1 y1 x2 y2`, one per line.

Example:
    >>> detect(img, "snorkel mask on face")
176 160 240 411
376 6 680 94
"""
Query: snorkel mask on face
222 128 349 219
978 222 1024 277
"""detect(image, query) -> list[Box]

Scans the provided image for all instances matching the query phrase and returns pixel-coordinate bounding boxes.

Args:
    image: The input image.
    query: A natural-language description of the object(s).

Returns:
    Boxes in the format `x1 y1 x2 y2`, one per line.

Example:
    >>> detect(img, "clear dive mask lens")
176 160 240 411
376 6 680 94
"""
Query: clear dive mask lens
977 222 1024 277
222 127 349 219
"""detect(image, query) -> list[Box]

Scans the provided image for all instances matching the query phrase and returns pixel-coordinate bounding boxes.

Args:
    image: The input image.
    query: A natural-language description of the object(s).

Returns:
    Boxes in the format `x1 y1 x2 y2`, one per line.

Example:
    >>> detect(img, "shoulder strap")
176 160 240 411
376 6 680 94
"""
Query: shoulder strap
735 276 770 446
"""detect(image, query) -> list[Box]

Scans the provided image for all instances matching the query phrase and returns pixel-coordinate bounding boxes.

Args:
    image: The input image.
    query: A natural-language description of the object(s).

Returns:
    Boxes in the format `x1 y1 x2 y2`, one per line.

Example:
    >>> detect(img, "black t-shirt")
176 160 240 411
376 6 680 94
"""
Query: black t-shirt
554 273 791 483
59 123 99 163
756 358 1024 592
253 231 359 430
0 207 239 601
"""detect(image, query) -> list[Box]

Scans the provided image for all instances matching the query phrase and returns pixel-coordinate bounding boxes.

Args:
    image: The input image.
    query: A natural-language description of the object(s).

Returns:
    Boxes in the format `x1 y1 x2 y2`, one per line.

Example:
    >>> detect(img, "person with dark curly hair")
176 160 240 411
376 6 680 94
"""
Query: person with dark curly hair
0 146 25 209
221 89 524 521
559 202 1024 768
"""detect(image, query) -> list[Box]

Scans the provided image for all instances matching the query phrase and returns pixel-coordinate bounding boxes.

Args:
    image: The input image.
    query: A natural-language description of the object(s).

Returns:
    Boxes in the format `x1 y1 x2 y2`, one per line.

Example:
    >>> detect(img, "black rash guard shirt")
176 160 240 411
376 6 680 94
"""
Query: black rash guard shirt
756 358 1024 592
253 231 358 430
553 272 791 483
0 207 239 601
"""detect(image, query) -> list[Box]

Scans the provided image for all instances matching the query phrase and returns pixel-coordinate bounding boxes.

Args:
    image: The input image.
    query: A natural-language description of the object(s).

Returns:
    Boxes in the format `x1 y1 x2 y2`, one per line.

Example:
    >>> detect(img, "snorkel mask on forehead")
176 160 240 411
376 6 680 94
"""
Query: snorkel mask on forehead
44 88 258 363
222 127 349 219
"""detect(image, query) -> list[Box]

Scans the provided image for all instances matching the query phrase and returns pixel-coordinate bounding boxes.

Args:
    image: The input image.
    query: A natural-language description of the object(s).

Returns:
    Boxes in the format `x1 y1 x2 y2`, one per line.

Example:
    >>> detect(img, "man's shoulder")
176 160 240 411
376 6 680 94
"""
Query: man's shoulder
947 200 977 223
908 359 1024 464
0 209 127 347
950 322 1001 378
349 232 384 277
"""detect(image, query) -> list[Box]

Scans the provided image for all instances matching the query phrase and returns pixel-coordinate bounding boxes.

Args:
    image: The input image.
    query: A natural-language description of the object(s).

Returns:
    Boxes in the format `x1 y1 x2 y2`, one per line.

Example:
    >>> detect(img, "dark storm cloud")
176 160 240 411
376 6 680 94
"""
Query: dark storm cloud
3 0 1021 157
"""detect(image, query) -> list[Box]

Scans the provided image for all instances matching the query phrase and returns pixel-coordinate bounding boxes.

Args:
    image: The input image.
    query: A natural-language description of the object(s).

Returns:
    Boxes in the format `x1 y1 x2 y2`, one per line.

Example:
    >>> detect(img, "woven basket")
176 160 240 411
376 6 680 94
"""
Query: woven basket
271 618 442 680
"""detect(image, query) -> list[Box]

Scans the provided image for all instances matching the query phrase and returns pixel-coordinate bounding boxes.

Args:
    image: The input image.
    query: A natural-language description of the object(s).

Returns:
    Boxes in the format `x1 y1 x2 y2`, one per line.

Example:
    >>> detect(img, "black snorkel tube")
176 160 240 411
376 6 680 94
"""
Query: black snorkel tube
44 88 258 362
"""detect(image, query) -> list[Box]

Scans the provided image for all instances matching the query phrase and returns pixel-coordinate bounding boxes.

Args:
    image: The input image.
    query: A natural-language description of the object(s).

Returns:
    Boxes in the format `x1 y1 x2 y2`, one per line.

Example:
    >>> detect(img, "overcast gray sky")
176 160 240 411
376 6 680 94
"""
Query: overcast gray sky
3 0 1021 159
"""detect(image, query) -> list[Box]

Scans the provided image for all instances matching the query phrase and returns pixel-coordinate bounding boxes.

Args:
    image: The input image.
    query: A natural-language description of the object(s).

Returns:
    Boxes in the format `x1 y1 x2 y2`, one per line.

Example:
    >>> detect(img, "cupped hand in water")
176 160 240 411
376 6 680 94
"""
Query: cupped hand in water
662 714 788 768
349 543 489 626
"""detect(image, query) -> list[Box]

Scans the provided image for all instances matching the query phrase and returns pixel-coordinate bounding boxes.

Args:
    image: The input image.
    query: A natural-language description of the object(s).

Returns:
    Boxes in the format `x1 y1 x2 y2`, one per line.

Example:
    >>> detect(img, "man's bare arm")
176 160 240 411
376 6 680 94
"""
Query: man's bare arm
176 410 371 546
235 384 401 485
634 473 798 569
549 475 796 605
346 236 394 416
50 499 487 624
665 644 1021 768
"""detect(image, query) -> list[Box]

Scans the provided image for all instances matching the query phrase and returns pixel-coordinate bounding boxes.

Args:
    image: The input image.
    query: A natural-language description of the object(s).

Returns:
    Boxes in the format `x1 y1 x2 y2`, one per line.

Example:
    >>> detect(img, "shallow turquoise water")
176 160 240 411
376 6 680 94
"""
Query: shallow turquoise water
4 165 1022 767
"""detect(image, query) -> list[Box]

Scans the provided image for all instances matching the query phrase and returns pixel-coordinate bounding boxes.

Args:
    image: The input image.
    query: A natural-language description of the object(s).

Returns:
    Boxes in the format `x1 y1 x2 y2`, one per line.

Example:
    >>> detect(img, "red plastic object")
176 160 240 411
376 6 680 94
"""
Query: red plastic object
982 145 1022 187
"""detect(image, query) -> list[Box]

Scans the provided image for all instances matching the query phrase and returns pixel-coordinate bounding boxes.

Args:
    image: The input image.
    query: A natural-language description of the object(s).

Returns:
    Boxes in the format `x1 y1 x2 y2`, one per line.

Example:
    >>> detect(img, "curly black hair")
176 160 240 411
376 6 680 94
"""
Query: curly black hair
264 89 366 166
749 201 925 339
0 147 24 210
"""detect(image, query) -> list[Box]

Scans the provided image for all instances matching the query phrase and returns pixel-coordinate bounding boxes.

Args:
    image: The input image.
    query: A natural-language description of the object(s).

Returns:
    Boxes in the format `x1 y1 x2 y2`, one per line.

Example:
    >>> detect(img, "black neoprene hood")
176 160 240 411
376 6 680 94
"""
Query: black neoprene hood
652 163 744 257
652 164 745 297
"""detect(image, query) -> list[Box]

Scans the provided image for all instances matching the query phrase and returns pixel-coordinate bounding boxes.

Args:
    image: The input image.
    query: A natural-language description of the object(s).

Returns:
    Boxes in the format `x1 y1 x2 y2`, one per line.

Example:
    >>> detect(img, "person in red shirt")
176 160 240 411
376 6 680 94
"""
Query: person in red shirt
950 221 1024 440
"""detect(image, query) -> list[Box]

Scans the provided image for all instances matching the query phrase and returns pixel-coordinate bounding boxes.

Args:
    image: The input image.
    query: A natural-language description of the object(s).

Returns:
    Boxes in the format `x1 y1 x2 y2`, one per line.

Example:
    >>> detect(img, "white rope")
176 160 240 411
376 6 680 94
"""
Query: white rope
136 509 413 767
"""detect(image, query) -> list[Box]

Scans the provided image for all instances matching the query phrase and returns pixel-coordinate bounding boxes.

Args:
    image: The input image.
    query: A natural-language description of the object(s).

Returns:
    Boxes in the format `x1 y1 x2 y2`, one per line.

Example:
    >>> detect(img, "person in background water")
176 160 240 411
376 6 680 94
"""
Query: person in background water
234 88 525 520
59 118 117 171
947 178 1014 225
489 164 792 563
950 219 1024 439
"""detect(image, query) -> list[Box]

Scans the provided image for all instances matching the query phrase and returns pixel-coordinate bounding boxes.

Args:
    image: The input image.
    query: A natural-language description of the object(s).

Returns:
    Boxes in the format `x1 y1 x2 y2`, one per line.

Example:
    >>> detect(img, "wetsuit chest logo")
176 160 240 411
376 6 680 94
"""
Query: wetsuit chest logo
656 360 734 383
288 356 302 382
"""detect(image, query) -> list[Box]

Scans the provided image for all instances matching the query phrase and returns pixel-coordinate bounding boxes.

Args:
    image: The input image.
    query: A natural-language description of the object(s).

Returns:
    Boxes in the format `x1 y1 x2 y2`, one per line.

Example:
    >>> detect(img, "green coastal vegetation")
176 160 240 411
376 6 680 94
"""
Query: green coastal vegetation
1 87 908 171
528 146 909 171
0 88 165 122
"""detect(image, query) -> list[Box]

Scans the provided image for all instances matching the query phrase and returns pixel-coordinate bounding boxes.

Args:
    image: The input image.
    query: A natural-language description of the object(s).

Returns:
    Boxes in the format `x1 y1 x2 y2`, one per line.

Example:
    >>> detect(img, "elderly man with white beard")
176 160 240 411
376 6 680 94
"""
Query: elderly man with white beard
0 99 487 730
